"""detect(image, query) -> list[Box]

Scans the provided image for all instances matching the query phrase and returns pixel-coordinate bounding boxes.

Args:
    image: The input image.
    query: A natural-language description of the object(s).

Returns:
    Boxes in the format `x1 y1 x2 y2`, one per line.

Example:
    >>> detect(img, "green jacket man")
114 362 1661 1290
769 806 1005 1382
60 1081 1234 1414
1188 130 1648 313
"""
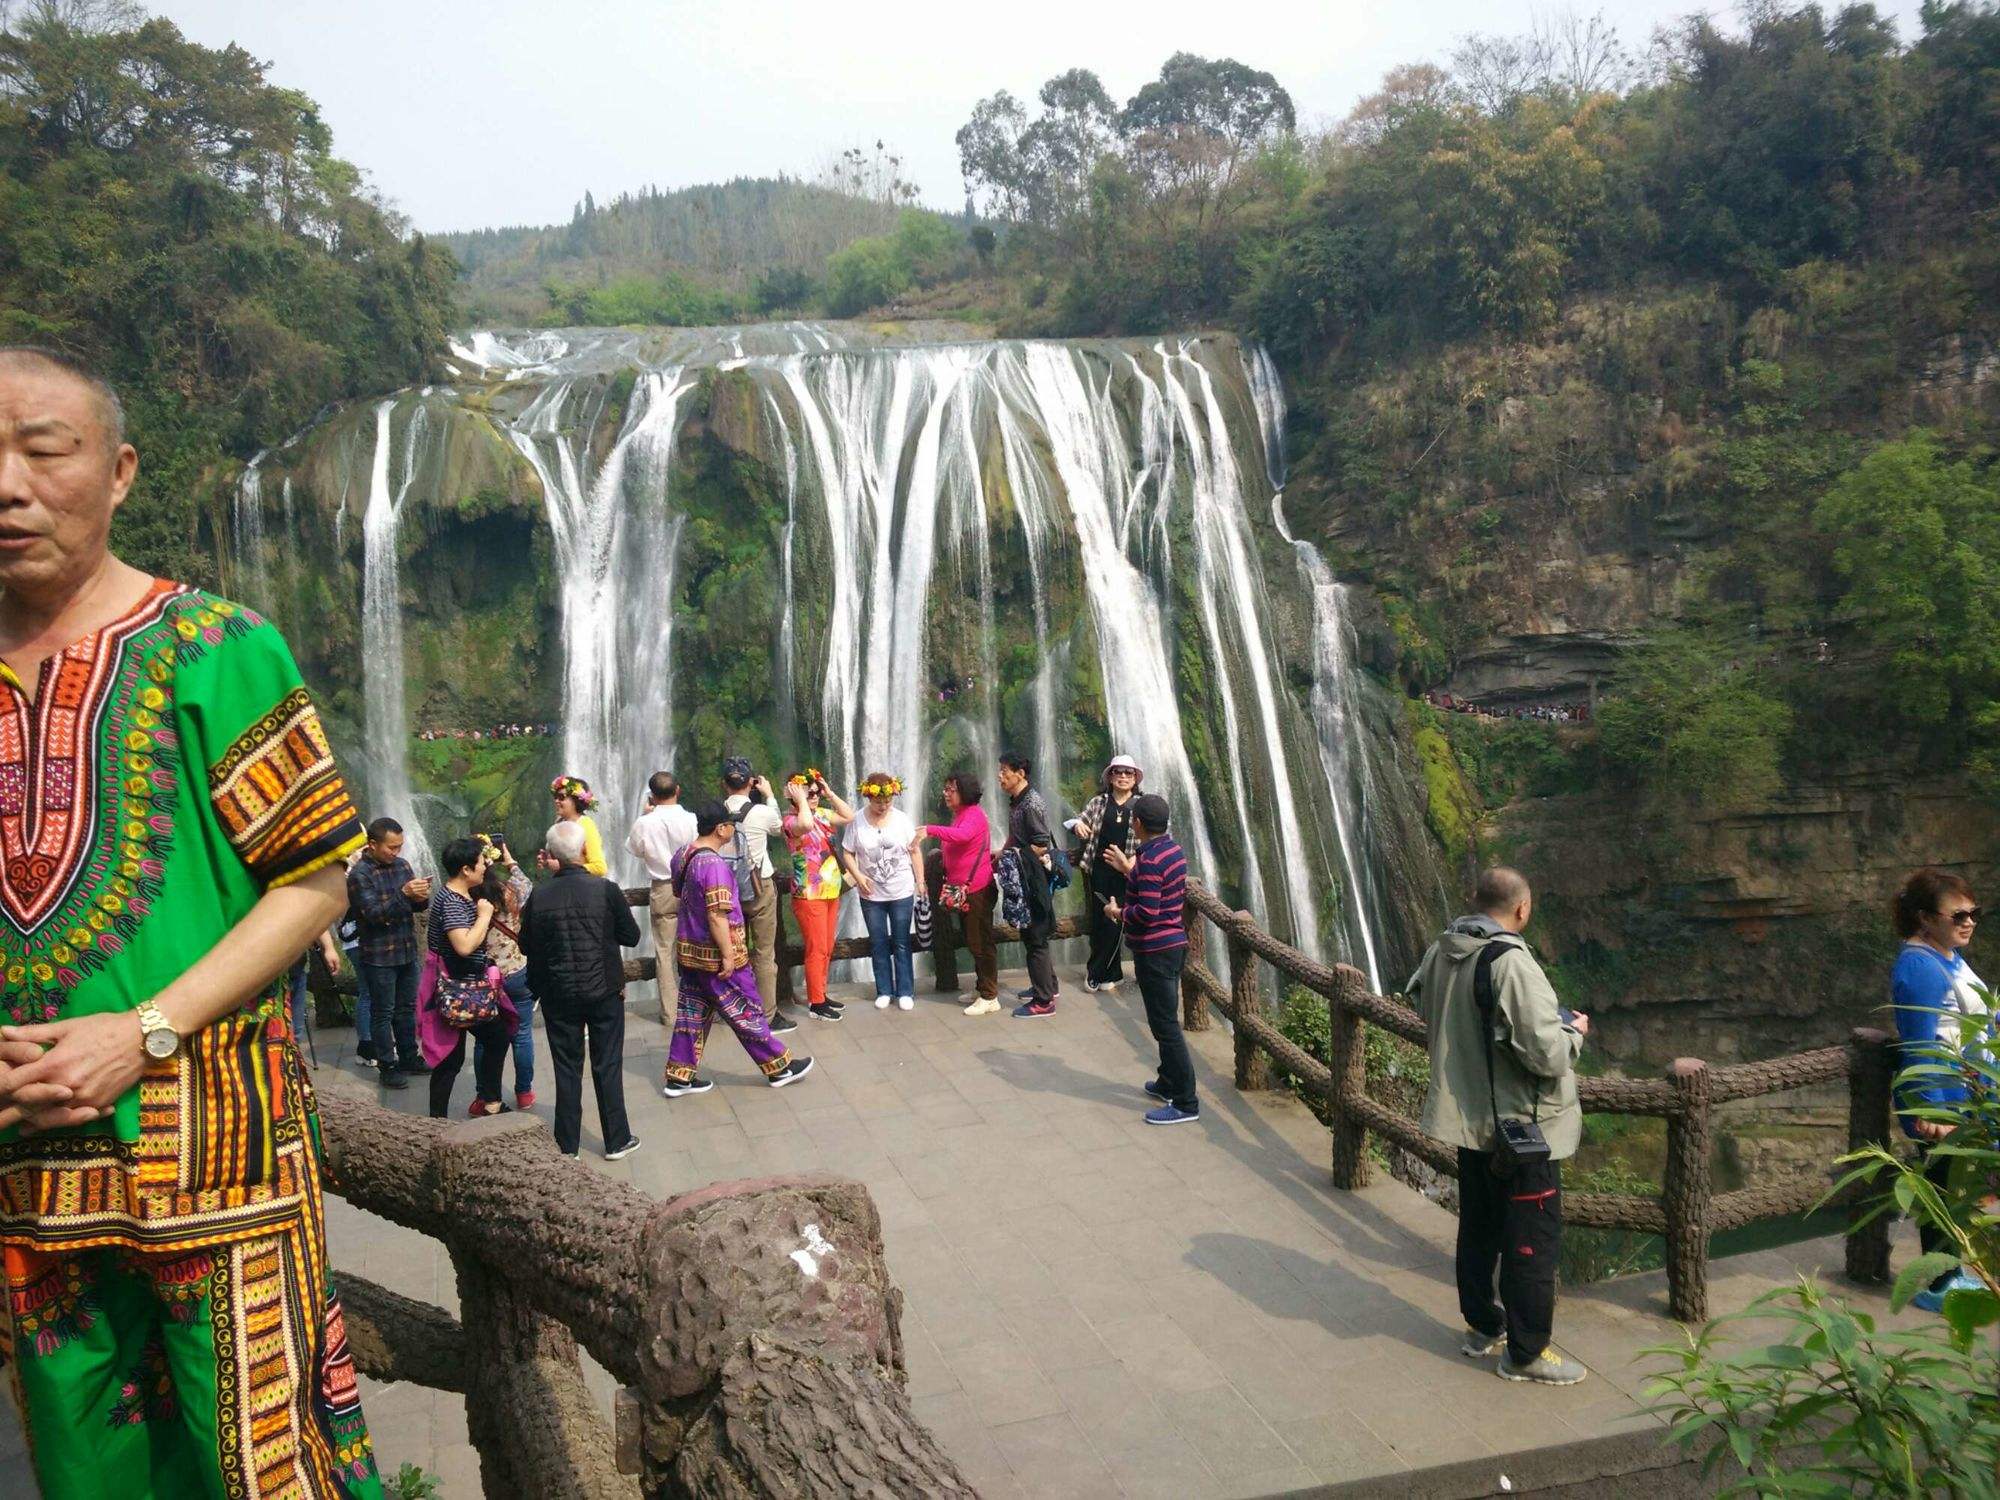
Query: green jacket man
1406 866 1592 1387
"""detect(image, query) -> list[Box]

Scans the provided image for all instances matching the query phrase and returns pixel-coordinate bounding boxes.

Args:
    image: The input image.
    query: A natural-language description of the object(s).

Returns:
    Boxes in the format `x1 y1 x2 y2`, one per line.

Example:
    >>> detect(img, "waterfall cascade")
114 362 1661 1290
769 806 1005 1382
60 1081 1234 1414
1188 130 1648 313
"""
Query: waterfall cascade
228 321 1414 968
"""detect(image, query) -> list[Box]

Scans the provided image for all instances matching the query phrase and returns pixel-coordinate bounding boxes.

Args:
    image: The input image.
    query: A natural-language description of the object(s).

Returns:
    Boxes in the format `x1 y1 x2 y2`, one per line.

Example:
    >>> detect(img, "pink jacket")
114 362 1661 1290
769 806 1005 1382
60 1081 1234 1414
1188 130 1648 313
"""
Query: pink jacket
925 805 993 891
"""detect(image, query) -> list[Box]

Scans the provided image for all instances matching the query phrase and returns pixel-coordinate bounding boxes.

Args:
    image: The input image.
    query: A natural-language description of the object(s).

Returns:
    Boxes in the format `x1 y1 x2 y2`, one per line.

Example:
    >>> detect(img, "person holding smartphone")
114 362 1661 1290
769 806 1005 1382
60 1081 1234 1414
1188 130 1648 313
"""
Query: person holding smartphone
782 771 856 1022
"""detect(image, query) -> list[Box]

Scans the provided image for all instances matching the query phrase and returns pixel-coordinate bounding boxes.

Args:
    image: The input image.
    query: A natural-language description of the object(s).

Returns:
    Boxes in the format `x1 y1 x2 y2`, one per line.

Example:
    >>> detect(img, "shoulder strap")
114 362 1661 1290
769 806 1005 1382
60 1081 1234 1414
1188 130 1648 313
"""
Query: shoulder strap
1472 938 1541 1129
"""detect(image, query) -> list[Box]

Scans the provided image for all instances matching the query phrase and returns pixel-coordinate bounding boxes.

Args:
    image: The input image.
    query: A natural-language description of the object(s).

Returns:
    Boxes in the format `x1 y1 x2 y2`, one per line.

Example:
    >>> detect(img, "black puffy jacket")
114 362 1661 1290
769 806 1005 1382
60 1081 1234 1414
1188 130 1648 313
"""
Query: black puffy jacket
520 866 641 1008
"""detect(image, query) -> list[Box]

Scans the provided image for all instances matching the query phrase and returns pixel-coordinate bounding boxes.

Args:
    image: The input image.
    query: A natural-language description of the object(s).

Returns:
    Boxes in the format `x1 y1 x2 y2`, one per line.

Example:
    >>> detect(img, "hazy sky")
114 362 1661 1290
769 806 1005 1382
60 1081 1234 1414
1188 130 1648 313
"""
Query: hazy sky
154 0 1933 234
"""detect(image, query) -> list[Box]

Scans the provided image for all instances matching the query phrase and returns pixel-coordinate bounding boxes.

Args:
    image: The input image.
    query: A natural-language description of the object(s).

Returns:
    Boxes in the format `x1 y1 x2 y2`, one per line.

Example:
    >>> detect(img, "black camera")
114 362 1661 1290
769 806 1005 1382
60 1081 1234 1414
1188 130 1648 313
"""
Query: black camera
1494 1117 1551 1167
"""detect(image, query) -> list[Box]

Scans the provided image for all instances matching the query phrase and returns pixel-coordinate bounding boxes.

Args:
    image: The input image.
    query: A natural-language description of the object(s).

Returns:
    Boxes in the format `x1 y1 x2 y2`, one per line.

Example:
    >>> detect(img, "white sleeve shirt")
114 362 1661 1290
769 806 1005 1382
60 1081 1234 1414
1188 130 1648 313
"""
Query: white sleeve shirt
627 803 699 882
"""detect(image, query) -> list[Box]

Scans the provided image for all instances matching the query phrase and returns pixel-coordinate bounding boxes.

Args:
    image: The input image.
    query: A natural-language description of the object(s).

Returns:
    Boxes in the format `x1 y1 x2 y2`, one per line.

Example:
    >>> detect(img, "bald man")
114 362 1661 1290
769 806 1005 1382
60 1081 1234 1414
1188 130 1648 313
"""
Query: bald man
0 347 384 1494
1407 865 1590 1388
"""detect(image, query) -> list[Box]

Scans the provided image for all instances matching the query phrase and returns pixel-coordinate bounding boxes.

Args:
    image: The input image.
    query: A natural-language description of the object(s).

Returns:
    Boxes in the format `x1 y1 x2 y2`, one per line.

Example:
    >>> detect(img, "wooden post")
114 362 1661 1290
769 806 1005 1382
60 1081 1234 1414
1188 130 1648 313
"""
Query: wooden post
1662 1057 1714 1323
1845 1026 1895 1285
1328 972 1372 1189
1181 900 1209 1031
1229 913 1268 1091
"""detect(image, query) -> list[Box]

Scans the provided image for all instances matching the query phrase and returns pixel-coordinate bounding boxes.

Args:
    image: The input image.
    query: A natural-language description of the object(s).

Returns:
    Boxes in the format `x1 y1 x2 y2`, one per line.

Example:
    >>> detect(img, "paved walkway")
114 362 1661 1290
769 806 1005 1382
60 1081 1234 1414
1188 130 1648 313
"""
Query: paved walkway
0 962 1930 1497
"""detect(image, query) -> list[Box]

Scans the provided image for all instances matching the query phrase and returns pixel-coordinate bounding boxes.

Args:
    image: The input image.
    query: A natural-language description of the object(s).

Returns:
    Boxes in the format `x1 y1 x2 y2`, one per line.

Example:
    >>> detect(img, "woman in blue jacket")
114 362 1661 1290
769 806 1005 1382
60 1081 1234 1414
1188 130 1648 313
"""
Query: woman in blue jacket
1890 866 1987 1311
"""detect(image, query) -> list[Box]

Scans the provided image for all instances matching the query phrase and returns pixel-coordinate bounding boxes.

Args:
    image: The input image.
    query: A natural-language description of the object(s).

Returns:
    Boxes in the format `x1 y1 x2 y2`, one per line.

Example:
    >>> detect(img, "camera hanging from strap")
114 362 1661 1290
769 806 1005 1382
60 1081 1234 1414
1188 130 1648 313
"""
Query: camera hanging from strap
1473 939 1551 1173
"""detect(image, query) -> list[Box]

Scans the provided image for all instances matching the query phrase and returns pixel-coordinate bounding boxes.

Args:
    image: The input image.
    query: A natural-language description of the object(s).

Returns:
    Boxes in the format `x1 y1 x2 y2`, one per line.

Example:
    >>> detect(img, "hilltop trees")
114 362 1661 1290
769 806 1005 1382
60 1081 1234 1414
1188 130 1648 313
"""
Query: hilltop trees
0 0 455 579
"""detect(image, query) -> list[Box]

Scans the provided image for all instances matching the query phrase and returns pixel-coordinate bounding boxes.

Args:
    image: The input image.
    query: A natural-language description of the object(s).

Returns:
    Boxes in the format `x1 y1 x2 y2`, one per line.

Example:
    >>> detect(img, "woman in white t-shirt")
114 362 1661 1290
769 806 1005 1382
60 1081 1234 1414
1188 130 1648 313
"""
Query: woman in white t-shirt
846 771 923 1011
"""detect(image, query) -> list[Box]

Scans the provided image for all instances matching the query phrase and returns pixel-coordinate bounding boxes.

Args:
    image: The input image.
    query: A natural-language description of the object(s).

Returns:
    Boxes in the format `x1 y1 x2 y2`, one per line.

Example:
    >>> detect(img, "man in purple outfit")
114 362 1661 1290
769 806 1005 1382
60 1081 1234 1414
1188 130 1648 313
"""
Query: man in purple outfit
661 802 815 1097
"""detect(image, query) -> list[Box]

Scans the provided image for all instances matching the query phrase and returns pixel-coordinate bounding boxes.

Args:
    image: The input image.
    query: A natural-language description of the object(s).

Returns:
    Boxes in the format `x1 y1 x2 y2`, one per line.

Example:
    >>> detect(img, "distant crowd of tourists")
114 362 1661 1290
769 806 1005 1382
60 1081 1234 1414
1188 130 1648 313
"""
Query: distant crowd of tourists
415 721 555 740
1425 691 1590 724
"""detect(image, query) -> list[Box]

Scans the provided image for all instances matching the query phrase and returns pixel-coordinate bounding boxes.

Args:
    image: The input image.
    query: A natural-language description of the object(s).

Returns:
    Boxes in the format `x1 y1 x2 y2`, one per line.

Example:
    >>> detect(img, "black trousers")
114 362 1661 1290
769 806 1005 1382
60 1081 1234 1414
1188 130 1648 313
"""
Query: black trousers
1087 869 1128 984
545 991 631 1157
1020 855 1058 1002
428 1016 509 1118
1456 1149 1562 1365
1133 946 1196 1110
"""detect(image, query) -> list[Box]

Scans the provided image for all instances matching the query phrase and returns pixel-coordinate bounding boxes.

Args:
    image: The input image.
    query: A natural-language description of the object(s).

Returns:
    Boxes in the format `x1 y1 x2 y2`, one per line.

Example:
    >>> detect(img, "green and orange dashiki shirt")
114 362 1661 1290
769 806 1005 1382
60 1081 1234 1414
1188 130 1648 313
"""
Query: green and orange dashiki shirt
0 580 365 1255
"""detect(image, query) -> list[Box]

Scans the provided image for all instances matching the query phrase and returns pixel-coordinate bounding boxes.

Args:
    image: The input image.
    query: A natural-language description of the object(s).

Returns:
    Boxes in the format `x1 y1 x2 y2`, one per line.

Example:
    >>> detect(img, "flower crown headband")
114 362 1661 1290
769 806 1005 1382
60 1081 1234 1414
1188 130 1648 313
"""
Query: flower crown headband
787 767 825 790
550 775 593 809
858 775 904 798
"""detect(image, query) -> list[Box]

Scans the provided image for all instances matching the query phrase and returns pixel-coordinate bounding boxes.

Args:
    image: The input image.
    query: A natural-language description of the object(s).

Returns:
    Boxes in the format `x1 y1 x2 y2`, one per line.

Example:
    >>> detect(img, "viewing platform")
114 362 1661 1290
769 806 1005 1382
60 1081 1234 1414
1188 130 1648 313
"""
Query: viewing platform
0 951 1923 1499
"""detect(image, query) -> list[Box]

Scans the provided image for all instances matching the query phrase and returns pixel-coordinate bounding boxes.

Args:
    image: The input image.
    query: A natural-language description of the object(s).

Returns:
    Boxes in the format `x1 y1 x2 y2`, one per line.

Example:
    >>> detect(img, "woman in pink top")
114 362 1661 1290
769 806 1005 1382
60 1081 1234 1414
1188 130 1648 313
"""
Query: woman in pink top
921 771 999 1014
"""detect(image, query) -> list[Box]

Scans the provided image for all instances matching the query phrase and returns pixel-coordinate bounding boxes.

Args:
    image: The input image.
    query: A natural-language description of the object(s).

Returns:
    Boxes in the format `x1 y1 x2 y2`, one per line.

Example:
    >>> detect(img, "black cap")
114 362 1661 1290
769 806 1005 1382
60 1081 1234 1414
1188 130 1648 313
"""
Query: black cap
694 800 734 836
1132 793 1170 831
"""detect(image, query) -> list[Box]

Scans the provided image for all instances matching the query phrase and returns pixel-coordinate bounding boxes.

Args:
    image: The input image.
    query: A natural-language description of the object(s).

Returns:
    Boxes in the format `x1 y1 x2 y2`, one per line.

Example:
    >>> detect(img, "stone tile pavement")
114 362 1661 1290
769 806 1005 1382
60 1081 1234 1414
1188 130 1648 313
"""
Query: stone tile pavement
0 961 1939 1497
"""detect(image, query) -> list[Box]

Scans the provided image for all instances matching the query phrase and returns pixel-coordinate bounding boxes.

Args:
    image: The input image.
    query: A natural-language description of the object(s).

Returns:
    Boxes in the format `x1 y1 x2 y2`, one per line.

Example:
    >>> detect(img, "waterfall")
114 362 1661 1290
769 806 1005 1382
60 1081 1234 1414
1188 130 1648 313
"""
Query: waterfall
499 370 691 877
244 324 1419 967
359 399 435 874
1248 345 1389 988
232 451 271 611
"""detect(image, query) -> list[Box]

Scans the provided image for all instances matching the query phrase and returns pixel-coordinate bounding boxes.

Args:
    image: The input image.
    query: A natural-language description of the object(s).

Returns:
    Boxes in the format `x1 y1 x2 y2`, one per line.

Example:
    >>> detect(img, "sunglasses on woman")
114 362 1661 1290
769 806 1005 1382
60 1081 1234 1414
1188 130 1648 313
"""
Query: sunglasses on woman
1946 907 1983 925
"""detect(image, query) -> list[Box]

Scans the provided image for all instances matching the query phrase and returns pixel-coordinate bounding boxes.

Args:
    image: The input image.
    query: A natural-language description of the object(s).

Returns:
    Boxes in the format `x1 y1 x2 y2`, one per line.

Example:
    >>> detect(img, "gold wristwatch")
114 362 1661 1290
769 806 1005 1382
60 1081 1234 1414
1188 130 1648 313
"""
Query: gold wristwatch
136 1001 180 1061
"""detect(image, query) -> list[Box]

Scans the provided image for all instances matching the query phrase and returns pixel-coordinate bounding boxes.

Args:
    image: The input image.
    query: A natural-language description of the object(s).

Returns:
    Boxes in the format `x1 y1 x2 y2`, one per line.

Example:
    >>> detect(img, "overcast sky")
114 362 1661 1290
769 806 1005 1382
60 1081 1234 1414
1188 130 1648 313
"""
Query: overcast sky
154 0 1933 235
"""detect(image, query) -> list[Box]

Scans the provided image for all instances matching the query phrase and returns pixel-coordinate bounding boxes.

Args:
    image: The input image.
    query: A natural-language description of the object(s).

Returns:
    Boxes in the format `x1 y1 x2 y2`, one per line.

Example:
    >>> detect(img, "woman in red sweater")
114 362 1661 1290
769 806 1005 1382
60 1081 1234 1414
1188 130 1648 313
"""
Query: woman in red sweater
922 772 999 1014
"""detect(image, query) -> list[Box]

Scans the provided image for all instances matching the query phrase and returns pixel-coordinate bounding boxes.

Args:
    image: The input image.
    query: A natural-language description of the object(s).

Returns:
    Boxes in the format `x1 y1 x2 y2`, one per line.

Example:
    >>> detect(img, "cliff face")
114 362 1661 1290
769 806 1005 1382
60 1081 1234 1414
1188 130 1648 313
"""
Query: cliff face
1286 273 2000 1066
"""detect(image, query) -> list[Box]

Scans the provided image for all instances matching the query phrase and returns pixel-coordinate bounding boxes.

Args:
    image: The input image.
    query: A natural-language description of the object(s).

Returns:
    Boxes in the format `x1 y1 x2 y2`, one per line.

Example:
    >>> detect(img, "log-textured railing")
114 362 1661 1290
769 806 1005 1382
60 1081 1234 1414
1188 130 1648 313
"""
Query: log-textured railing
1166 879 1895 1324
320 1098 976 1498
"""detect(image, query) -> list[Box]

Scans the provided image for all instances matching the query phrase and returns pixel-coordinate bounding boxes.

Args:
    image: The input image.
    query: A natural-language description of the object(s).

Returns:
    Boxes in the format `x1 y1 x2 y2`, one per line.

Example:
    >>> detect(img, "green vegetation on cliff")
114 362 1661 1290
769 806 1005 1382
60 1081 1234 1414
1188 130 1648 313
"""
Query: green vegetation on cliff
0 1 457 583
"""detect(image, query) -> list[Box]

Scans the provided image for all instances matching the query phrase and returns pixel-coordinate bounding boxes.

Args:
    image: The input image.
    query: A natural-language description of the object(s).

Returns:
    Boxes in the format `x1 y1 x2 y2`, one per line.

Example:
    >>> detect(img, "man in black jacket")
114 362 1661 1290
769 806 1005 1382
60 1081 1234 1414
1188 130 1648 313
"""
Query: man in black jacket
521 819 643 1159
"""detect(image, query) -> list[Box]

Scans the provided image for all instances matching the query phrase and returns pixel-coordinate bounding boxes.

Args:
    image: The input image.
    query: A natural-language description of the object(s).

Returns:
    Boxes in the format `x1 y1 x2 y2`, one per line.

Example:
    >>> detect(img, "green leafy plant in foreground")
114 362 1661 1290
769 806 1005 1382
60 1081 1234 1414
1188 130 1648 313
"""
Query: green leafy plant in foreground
1645 1024 2000 1496
389 1462 442 1499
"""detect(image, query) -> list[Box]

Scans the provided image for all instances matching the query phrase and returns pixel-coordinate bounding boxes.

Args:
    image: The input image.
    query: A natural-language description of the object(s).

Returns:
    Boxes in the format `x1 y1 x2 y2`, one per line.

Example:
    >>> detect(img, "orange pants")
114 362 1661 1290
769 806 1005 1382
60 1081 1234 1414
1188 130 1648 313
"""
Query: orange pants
791 897 839 1006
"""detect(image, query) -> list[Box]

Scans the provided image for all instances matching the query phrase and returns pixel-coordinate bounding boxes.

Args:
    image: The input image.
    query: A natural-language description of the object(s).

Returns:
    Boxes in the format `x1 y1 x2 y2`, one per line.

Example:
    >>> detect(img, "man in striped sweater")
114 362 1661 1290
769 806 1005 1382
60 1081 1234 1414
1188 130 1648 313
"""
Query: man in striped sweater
1102 794 1199 1125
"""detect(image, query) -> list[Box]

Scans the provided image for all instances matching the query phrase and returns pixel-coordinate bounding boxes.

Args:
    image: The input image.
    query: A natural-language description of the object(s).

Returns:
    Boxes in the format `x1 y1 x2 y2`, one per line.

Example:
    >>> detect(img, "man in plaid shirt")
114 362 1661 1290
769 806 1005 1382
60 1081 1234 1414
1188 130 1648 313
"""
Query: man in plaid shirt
345 815 431 1089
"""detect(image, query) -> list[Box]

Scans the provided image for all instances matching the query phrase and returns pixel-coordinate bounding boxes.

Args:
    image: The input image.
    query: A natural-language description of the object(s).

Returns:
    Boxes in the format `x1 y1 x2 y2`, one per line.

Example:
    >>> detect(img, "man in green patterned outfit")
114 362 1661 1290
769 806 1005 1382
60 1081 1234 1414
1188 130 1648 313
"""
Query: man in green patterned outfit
0 346 383 1497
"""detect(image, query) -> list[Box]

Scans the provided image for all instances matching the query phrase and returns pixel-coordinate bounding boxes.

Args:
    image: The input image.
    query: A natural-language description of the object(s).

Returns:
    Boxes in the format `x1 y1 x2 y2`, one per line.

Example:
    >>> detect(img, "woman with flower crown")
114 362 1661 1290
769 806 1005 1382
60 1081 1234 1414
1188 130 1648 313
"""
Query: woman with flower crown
551 774 607 877
782 770 855 1021
844 771 922 1012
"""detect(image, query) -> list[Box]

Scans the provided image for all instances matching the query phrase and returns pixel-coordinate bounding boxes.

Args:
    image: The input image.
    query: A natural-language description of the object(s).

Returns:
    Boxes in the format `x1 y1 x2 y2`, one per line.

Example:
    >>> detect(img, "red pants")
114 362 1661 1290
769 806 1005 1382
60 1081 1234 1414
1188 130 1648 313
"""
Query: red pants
792 897 838 1006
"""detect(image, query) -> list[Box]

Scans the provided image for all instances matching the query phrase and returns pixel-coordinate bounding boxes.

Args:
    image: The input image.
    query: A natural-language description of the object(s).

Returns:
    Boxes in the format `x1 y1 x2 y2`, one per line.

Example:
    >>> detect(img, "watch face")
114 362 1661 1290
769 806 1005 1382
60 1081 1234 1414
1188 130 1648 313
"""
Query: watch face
144 1029 178 1060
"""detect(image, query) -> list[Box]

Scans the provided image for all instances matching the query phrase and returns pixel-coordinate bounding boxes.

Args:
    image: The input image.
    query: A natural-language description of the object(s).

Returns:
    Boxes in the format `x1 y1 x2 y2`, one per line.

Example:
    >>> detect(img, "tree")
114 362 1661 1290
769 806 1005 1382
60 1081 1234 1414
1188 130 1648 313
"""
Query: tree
1814 435 2000 738
1119 51 1296 207
1596 628 1793 804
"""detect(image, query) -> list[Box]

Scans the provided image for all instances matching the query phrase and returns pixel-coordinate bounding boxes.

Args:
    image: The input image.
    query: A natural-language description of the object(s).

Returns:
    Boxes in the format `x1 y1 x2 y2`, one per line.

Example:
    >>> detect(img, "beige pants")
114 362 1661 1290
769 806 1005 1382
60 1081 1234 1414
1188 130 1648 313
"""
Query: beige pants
649 879 680 1025
742 873 780 1017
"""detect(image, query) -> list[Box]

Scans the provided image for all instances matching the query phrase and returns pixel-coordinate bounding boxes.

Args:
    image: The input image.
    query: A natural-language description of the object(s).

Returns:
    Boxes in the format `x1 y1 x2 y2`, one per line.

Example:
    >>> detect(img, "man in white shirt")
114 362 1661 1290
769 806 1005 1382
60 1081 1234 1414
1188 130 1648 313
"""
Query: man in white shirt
722 758 796 1032
628 771 698 1025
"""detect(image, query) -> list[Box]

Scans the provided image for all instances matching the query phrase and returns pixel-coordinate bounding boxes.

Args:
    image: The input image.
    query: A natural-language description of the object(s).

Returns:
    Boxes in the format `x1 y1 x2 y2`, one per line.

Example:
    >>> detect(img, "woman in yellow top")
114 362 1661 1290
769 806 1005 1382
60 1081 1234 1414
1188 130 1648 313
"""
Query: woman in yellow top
551 774 607 876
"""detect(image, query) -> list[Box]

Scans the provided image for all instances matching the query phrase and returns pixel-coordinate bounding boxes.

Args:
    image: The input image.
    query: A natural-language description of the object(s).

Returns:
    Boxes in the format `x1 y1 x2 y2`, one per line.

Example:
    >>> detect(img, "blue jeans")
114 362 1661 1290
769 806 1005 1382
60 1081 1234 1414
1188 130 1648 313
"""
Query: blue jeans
361 959 421 1073
861 896 915 999
474 968 537 1099
287 958 310 1041
346 947 372 1046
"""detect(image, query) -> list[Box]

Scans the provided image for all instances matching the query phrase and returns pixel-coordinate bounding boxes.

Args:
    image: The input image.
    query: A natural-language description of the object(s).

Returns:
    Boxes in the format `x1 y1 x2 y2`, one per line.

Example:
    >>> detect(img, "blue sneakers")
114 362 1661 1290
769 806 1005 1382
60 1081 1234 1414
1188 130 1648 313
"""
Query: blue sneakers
1145 1103 1200 1126
1012 999 1056 1018
1913 1267 1984 1312
1143 1079 1169 1100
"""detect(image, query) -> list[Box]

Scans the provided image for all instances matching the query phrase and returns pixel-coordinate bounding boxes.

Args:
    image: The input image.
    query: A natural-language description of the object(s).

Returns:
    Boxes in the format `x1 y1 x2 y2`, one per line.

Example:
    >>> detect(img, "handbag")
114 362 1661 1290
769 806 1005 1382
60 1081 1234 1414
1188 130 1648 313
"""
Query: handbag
1473 940 1550 1175
912 893 934 952
941 881 971 913
438 967 501 1029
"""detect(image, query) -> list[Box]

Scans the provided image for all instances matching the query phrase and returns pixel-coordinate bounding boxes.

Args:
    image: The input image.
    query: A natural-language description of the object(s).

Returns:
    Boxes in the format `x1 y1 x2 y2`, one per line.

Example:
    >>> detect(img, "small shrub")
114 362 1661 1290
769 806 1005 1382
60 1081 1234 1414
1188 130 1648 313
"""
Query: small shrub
390 1464 442 1500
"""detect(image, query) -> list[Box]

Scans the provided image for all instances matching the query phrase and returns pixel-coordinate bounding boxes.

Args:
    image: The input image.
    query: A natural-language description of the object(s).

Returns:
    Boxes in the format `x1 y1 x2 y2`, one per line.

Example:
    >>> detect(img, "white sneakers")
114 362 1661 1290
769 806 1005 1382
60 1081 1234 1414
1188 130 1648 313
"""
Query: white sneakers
896 995 914 1011
963 996 1001 1016
874 994 892 1009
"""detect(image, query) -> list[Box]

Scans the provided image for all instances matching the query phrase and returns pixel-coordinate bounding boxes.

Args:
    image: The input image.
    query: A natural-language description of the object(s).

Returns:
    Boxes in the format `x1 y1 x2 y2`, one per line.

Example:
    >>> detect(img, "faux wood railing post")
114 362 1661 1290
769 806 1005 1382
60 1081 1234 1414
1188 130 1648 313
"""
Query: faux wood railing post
1845 1026 1895 1285
1662 1058 1714 1323
1327 973 1372 1189
1181 902 1209 1030
1228 914 1269 1091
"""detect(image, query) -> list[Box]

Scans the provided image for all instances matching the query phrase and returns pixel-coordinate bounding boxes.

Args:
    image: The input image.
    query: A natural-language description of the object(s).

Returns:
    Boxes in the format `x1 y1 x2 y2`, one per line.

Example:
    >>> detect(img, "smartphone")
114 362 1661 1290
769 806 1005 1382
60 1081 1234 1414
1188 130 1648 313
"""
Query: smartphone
1558 1006 1577 1026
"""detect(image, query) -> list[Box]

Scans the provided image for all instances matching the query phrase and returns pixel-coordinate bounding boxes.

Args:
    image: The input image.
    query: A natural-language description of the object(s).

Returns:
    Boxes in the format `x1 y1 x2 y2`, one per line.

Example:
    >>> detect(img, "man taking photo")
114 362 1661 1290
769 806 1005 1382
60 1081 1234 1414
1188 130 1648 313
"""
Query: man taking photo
1408 866 1589 1386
